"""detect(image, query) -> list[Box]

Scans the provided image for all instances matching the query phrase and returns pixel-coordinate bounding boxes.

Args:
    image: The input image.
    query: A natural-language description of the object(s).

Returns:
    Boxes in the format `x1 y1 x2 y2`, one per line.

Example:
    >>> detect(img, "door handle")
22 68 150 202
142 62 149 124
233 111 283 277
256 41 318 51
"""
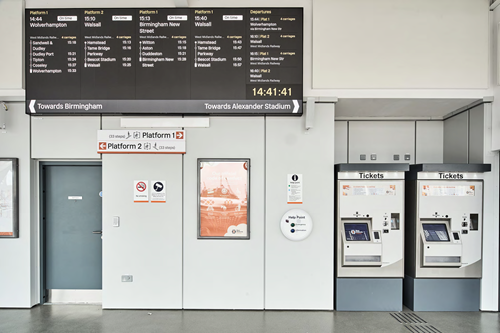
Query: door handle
92 230 102 234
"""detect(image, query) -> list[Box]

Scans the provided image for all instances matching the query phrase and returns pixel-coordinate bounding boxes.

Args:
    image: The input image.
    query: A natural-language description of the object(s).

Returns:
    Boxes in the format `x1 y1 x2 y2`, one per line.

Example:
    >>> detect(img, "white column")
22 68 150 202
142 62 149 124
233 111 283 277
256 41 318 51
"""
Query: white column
480 102 499 311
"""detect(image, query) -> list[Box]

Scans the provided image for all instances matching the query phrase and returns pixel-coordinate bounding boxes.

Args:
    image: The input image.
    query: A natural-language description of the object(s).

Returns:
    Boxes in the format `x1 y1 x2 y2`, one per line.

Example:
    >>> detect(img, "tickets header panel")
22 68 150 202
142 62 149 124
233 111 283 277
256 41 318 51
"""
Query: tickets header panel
26 8 303 115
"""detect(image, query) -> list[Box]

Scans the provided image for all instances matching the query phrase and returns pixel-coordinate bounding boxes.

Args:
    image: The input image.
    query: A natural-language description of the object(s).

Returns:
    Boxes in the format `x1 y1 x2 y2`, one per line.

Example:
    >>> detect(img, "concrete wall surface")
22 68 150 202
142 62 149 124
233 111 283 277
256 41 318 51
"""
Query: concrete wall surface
313 0 489 89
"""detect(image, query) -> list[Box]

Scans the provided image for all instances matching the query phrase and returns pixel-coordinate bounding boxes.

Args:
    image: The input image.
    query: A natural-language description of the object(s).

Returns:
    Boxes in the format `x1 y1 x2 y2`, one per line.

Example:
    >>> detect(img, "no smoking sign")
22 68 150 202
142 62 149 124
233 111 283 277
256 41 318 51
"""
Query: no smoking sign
134 180 149 202
136 181 147 192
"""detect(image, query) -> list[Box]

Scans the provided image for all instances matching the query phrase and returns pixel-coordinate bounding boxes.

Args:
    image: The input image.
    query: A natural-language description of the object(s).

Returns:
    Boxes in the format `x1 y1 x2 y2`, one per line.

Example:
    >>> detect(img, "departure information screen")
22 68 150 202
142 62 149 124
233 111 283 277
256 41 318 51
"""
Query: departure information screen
344 223 370 241
26 8 303 115
423 224 450 242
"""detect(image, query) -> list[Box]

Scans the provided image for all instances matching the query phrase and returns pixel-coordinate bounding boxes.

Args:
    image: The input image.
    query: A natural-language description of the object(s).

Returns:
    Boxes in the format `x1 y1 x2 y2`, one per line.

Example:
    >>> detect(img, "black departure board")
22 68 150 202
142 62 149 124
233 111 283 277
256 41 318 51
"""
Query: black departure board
26 8 303 115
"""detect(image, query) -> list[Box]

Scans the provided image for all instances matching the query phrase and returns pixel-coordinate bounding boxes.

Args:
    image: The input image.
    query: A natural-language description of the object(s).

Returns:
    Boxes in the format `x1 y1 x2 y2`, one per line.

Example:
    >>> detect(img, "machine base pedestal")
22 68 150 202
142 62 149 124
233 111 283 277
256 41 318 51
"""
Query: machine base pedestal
335 277 402 311
403 275 480 311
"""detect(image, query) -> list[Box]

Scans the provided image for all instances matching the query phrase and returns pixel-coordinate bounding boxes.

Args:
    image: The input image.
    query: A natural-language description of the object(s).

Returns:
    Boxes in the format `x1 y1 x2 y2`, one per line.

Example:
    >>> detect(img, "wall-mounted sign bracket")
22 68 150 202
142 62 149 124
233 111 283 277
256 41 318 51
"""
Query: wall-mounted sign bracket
305 97 316 131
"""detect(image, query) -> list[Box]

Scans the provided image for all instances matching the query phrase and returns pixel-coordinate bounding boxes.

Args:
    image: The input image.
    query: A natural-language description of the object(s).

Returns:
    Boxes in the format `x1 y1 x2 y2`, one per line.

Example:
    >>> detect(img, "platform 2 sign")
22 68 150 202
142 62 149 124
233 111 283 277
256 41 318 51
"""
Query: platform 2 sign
97 130 185 154
26 8 303 115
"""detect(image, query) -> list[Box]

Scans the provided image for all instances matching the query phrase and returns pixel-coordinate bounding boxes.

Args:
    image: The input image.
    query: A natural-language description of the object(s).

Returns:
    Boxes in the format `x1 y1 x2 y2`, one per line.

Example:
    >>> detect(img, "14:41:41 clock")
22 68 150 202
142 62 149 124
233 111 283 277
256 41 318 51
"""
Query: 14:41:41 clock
252 87 292 97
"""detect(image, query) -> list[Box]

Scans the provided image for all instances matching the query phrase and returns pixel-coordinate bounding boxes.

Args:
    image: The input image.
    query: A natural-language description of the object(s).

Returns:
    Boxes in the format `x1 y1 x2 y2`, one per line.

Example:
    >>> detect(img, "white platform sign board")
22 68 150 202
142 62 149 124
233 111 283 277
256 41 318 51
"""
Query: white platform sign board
134 180 149 203
287 174 303 204
98 130 185 154
151 180 166 203
280 209 313 241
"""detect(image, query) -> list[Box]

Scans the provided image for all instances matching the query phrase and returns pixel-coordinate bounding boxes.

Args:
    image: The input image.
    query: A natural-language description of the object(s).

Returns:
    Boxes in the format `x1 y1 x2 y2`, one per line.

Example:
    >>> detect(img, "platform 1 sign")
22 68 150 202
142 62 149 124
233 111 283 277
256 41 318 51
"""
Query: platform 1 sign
97 130 185 154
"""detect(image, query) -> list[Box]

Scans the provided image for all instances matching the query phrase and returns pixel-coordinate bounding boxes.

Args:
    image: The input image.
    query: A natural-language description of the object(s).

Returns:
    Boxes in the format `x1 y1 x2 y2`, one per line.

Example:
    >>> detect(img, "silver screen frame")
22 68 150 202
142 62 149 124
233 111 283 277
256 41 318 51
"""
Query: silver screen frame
197 158 250 240
0 158 19 238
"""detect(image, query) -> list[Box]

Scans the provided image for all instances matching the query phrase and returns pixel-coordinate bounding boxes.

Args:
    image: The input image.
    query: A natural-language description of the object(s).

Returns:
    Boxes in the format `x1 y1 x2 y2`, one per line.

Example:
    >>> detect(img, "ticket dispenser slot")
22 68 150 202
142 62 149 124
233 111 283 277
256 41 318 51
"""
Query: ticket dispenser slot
391 213 400 230
469 214 479 231
420 220 461 267
341 219 382 267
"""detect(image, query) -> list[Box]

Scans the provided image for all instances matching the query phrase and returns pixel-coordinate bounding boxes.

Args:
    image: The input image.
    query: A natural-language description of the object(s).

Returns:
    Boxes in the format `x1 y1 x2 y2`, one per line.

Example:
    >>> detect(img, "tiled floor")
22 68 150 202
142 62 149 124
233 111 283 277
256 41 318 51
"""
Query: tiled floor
0 305 498 333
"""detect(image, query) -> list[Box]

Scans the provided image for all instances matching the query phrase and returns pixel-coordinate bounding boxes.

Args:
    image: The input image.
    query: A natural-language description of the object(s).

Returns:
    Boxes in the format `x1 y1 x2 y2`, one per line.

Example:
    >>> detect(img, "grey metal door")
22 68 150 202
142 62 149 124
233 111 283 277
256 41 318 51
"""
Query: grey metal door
44 165 102 290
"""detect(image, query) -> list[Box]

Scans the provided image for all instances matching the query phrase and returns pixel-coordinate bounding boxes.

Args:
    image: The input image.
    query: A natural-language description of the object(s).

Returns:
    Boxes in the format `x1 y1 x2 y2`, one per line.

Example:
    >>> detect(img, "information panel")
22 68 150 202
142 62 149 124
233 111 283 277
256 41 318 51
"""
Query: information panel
26 8 303 115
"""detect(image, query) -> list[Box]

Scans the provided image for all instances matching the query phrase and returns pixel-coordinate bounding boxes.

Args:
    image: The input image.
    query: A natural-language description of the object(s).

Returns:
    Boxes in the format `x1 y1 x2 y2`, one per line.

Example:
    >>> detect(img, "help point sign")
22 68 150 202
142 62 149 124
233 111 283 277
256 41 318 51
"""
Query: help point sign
98 130 185 154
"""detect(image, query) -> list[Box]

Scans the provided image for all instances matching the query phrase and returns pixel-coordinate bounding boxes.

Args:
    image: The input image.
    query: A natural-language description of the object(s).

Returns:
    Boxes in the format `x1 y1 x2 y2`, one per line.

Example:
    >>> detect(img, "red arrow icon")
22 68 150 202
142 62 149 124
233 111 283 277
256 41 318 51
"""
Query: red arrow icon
176 131 184 139
99 142 107 150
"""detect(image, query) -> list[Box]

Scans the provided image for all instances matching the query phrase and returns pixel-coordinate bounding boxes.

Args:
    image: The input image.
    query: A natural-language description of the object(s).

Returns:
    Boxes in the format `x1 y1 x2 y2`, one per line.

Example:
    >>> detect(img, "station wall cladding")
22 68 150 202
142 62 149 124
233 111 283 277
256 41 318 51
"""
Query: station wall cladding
0 0 496 312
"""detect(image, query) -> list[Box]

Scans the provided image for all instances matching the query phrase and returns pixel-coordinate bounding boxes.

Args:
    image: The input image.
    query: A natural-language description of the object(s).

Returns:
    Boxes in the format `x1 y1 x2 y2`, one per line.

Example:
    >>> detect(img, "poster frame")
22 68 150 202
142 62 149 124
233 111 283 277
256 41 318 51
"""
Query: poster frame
0 158 19 238
197 158 250 240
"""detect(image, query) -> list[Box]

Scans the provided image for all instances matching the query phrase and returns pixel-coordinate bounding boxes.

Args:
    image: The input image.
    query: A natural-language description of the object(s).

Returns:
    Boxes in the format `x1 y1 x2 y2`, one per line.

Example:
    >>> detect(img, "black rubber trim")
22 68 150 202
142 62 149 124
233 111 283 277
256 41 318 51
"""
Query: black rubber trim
335 163 410 172
411 163 491 172
406 163 491 180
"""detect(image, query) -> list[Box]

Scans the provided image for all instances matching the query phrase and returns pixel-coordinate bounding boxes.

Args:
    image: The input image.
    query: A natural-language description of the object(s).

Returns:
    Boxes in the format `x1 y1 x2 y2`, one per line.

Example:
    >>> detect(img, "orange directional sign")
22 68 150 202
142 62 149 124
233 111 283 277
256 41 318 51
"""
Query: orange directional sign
97 130 186 154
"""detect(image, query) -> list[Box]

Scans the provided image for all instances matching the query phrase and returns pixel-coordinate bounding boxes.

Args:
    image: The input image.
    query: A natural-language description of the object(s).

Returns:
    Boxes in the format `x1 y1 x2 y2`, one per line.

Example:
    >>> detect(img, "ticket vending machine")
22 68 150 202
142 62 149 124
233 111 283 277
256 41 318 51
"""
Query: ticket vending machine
335 164 408 311
404 164 491 311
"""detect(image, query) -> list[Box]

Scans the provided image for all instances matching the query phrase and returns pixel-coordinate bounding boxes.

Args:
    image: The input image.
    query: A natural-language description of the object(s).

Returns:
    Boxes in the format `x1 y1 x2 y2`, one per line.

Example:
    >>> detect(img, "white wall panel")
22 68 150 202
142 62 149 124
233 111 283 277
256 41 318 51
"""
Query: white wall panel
491 8 500 152
31 116 101 159
26 0 176 7
443 112 468 163
265 104 334 310
183 117 264 309
0 0 23 89
0 102 34 307
469 105 485 164
348 121 415 164
102 154 183 308
480 103 499 311
334 121 348 164
101 116 121 130
313 0 489 89
415 121 443 163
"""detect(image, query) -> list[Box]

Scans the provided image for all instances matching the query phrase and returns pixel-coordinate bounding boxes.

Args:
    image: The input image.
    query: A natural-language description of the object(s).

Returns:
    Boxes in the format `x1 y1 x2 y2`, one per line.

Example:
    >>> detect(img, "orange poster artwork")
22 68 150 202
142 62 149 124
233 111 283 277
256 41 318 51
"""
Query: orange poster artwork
198 159 249 239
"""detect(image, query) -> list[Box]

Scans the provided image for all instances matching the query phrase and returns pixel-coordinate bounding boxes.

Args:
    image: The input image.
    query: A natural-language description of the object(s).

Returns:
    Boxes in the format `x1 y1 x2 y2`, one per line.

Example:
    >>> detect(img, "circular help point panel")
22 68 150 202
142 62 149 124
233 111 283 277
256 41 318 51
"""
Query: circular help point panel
280 209 313 241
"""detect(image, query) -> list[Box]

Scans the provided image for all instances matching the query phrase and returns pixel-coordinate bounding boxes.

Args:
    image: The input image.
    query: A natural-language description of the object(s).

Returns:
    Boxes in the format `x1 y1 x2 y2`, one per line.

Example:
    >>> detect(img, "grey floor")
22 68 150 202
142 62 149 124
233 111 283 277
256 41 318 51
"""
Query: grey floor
0 305 499 333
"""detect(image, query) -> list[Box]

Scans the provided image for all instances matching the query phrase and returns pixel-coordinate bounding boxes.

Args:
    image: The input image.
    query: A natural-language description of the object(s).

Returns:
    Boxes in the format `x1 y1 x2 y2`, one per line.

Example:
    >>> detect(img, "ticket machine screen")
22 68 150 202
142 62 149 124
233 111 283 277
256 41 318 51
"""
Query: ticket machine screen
344 223 370 241
423 224 450 242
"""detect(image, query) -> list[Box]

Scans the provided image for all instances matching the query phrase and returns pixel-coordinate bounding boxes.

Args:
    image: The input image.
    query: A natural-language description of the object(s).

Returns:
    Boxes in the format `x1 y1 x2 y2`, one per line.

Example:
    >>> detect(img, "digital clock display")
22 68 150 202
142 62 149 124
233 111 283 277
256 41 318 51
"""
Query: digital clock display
254 87 291 97
247 84 301 99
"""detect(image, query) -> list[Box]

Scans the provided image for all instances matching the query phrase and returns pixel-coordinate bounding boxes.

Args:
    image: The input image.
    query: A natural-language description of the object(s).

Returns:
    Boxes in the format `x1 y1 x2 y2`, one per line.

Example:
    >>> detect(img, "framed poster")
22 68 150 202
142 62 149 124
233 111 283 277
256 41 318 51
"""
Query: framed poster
0 158 19 238
198 158 250 239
